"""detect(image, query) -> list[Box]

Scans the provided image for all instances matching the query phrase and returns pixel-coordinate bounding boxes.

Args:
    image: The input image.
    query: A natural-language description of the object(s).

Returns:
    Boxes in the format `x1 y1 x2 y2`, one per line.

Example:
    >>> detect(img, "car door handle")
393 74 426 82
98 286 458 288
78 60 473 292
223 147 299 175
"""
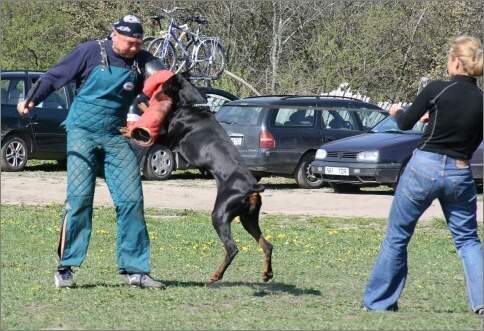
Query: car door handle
30 115 41 124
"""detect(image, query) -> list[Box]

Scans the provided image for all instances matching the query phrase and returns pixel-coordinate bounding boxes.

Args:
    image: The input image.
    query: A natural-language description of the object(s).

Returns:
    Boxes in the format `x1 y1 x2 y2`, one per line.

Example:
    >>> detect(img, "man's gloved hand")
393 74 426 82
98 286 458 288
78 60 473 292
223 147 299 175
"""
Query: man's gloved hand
119 100 149 139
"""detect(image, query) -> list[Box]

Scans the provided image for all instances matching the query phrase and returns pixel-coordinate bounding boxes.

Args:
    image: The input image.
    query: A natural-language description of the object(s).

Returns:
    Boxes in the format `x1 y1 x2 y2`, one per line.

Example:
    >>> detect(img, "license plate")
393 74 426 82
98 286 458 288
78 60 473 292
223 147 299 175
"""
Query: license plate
231 137 242 146
325 166 349 176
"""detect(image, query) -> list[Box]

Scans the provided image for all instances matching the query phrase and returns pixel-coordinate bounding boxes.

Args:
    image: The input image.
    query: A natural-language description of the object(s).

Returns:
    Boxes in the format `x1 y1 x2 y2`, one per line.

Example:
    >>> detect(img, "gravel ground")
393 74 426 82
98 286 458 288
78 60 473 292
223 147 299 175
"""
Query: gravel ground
3 167 480 221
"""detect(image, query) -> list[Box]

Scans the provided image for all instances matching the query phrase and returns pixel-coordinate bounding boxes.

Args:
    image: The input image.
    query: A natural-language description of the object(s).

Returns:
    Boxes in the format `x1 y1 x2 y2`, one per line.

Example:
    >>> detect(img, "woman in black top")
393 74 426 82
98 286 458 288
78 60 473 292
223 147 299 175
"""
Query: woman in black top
363 35 483 314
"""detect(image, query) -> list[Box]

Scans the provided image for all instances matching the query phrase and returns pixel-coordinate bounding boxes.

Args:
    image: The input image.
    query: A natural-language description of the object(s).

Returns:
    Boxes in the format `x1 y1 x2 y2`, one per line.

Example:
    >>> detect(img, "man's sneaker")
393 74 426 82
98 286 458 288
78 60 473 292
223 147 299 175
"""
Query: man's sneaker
55 268 76 288
125 273 166 289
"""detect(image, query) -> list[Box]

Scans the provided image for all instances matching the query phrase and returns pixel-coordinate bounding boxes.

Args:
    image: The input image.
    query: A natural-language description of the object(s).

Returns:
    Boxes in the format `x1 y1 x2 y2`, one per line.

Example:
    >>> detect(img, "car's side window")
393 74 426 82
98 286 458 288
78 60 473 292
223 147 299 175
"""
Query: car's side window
323 109 356 130
205 93 233 113
38 90 68 109
273 108 315 127
1 79 25 105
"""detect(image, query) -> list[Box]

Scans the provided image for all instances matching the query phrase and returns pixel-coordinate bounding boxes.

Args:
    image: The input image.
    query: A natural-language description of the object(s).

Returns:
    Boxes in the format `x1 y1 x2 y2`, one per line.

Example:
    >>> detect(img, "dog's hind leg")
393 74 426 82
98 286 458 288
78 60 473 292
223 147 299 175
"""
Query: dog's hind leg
239 192 273 282
208 208 239 283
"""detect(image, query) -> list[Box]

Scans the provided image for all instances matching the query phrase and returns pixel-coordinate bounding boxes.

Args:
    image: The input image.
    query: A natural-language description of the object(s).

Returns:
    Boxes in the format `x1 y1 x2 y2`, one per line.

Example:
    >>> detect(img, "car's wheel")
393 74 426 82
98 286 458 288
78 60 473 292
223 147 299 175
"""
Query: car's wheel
142 144 175 181
329 182 360 193
1 135 28 172
294 152 324 189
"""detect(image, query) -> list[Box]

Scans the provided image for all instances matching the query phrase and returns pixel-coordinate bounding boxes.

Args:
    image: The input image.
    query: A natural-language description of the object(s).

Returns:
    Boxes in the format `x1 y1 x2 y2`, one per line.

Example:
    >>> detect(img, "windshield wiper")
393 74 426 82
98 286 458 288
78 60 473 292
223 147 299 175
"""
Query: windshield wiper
384 129 404 133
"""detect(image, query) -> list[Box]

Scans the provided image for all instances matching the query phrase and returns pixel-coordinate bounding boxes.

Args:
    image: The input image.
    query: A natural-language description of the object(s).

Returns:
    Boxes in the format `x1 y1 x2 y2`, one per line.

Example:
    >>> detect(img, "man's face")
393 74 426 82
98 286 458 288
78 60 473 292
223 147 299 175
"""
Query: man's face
111 31 142 59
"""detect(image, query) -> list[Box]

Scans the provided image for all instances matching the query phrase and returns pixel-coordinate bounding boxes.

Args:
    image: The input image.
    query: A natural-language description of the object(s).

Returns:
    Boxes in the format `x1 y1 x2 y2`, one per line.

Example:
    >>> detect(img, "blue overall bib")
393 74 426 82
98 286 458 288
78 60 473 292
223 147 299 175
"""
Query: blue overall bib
57 47 150 274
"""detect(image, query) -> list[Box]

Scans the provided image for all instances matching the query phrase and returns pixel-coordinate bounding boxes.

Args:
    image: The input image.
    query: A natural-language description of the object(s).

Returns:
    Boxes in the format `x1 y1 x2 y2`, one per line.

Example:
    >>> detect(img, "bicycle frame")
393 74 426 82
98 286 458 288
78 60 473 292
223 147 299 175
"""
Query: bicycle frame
146 8 226 79
159 20 202 72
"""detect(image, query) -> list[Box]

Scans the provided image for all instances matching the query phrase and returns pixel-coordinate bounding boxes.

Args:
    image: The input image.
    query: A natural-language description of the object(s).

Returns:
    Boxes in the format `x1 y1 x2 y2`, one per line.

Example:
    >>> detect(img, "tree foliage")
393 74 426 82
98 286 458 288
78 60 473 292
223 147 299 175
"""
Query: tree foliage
1 0 482 103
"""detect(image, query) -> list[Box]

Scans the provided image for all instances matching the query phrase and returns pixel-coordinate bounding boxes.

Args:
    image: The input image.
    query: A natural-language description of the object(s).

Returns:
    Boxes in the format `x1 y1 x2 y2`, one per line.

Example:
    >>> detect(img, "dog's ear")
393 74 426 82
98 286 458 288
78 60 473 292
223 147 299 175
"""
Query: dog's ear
180 71 191 81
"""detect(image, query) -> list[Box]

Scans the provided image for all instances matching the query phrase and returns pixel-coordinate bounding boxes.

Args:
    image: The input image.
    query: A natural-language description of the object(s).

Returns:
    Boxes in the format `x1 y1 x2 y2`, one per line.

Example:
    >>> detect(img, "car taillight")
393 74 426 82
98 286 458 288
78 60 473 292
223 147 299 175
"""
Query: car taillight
259 130 275 149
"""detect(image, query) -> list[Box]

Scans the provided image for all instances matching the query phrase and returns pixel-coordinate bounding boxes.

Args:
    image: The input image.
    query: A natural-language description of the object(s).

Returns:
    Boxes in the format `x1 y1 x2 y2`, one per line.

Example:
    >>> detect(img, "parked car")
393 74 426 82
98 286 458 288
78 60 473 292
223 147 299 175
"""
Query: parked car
1 70 74 171
310 115 483 193
214 95 388 188
1 70 238 180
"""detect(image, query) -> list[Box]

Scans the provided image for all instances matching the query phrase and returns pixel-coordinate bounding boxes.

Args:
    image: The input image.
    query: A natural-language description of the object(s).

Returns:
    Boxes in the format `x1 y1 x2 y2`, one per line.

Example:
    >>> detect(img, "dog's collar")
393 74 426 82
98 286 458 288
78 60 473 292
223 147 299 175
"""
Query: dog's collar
175 103 210 110
172 102 211 115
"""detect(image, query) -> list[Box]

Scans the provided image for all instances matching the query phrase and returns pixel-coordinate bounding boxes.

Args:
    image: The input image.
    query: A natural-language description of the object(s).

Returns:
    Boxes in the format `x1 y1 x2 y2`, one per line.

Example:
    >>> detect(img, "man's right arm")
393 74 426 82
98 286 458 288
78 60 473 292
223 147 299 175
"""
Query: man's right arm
19 41 98 114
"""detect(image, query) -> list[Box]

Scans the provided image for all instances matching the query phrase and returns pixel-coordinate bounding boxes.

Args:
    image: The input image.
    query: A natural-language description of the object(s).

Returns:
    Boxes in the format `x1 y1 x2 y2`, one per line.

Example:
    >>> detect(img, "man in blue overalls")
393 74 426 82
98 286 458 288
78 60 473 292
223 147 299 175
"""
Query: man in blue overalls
18 15 171 289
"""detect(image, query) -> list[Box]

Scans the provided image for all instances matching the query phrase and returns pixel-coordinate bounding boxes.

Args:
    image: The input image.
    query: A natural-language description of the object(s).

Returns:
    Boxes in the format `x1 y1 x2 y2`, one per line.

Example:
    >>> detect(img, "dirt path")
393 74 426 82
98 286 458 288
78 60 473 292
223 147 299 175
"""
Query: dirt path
4 170 480 221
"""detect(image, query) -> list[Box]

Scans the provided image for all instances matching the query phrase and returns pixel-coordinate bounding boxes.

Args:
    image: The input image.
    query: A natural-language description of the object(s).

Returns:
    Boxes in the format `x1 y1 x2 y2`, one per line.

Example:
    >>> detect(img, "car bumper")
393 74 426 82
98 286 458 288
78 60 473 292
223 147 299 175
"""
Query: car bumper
310 160 401 185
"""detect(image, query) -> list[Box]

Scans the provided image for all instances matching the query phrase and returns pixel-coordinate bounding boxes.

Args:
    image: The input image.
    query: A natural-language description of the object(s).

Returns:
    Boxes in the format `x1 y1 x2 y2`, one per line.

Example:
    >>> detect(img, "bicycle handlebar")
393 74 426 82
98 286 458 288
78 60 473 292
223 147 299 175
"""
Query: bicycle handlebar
161 7 188 16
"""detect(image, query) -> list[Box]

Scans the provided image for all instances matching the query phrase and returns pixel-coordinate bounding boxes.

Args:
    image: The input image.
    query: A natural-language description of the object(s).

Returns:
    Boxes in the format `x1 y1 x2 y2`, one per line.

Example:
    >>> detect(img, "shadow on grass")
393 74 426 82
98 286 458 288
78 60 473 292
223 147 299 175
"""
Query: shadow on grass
64 280 321 297
203 280 322 296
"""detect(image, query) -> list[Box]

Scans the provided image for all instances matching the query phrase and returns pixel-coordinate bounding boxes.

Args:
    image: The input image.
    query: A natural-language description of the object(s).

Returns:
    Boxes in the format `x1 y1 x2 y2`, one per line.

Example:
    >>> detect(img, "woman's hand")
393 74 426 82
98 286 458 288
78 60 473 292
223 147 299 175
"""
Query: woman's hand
388 104 404 117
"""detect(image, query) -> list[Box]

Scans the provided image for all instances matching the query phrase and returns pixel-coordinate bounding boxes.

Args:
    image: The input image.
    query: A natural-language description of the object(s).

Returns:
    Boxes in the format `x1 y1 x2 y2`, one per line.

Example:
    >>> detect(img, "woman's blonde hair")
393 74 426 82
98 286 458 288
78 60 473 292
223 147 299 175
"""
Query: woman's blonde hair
449 35 483 77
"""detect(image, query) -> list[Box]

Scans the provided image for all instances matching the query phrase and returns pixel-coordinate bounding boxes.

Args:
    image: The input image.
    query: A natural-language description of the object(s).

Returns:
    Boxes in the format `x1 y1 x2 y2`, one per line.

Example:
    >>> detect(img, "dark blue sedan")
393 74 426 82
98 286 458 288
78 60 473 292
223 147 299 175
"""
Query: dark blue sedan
310 115 483 193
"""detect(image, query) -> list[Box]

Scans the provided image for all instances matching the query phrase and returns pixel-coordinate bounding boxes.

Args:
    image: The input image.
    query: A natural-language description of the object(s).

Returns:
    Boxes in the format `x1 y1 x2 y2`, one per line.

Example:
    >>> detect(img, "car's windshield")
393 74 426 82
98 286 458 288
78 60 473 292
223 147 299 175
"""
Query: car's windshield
370 116 426 134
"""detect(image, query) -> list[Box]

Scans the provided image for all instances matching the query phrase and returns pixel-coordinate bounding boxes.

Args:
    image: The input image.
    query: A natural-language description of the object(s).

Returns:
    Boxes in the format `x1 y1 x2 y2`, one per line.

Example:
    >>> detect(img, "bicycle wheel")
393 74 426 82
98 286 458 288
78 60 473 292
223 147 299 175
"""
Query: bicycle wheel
147 37 177 72
194 39 226 80
141 36 155 50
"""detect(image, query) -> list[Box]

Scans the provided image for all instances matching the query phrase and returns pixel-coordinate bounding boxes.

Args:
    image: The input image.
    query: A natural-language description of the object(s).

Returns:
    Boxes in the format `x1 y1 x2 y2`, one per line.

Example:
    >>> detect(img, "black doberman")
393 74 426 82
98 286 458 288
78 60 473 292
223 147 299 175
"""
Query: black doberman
154 73 273 283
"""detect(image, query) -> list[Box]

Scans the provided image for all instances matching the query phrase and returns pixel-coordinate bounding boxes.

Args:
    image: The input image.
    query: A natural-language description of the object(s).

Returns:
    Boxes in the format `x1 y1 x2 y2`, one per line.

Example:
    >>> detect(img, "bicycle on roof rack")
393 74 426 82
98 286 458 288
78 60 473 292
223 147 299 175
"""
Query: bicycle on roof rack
141 9 190 51
145 7 226 80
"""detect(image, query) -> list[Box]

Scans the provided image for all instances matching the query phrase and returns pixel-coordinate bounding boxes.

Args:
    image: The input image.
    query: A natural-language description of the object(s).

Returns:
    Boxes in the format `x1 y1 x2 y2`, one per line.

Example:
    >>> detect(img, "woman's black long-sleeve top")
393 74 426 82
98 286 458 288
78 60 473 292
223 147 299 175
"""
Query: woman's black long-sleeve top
394 75 483 160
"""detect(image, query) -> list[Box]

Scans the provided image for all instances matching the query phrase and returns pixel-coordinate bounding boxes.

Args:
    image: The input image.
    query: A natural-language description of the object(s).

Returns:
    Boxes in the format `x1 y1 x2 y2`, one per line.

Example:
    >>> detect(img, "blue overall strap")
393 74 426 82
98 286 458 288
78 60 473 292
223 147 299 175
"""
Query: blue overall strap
99 39 109 71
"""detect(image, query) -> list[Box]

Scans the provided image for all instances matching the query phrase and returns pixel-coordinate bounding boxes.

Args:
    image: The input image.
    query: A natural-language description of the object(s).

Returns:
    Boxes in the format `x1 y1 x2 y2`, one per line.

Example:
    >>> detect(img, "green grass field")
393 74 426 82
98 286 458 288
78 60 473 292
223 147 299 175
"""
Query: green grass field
1 204 483 330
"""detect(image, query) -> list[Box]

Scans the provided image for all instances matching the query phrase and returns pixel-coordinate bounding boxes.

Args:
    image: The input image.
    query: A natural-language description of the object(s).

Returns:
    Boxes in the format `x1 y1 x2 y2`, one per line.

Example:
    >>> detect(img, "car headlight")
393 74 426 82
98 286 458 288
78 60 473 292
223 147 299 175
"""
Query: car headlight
315 149 327 160
356 151 379 162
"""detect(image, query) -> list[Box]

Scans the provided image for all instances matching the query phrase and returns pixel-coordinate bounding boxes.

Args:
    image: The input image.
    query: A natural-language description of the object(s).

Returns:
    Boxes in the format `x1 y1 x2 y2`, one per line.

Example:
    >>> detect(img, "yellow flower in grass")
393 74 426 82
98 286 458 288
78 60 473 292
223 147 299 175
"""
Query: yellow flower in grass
234 216 240 223
54 225 61 233
241 246 249 251
159 246 165 251
148 231 157 240
193 244 199 250
265 234 272 240
328 229 338 235
96 229 109 235
277 234 286 239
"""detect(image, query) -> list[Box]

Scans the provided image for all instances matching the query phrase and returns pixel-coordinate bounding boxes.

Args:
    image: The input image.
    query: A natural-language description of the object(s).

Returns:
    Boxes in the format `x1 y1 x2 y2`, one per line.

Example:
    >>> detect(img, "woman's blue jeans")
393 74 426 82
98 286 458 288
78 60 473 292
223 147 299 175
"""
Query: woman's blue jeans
363 149 483 313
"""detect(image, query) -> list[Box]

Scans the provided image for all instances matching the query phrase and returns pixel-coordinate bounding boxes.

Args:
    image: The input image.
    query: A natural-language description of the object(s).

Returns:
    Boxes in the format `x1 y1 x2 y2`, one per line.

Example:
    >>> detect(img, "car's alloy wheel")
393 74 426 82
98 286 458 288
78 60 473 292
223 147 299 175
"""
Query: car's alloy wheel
1 135 28 172
142 144 175 181
294 152 324 189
